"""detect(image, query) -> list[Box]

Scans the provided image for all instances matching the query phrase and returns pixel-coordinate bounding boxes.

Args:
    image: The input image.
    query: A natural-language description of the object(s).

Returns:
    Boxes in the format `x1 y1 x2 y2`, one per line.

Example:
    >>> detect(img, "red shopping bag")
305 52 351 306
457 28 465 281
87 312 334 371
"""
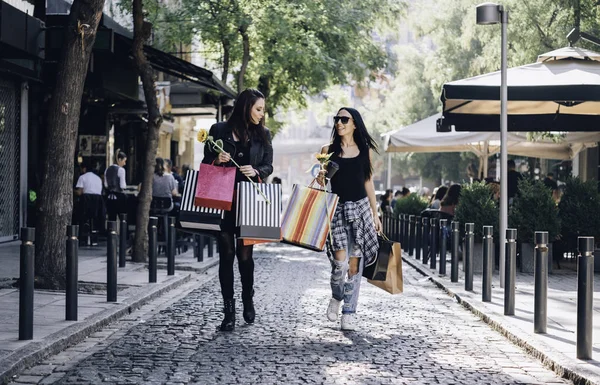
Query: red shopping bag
194 162 236 211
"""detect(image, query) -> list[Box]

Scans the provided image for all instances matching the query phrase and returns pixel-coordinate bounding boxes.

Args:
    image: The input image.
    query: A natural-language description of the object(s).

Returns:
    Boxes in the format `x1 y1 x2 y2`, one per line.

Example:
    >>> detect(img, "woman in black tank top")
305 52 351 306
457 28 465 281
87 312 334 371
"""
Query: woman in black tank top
316 107 380 331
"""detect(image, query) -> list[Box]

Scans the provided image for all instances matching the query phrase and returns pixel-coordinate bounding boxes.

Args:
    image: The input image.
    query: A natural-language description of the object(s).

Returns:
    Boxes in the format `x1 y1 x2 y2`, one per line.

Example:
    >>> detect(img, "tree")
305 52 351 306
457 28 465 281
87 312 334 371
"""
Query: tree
131 0 164 262
250 0 404 122
151 0 404 128
35 0 106 289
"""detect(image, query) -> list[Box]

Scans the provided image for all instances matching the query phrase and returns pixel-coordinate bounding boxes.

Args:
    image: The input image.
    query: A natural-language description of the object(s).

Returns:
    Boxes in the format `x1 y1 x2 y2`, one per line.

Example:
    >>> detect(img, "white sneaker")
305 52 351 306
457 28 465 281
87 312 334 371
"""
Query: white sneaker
340 313 357 331
326 298 342 321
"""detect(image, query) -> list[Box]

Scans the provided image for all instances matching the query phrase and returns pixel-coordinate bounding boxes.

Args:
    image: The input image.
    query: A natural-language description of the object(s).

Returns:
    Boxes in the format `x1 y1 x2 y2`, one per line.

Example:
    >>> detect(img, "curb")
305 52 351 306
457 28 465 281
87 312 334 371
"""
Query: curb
402 254 599 385
156 257 219 273
0 272 194 384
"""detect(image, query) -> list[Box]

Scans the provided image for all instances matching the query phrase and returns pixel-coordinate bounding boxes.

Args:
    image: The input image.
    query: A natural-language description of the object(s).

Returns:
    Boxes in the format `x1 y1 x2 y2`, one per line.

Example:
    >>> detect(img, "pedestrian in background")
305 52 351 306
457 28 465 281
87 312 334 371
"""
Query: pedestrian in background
104 149 127 221
317 107 380 331
202 88 273 332
380 189 393 215
390 190 402 210
439 183 462 217
428 185 448 210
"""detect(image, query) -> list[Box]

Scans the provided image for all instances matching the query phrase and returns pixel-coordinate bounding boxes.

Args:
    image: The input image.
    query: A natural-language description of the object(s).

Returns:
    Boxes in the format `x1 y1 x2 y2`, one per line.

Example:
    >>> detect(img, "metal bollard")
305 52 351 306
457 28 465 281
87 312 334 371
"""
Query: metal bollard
482 226 493 302
149 217 158 283
451 221 459 282
403 214 409 248
439 219 448 275
577 236 594 359
408 215 415 256
208 236 214 258
465 223 474 291
66 225 79 321
399 214 405 244
107 221 118 302
534 231 548 334
167 217 176 276
430 218 438 270
19 228 35 340
196 234 204 262
415 216 422 261
395 215 401 244
119 214 127 268
504 228 517 316
422 217 429 265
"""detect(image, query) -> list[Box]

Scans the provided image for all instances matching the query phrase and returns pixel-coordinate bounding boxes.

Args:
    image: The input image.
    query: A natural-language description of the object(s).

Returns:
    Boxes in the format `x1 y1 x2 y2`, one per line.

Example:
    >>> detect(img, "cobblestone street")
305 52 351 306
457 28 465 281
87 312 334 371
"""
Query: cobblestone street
18 245 571 385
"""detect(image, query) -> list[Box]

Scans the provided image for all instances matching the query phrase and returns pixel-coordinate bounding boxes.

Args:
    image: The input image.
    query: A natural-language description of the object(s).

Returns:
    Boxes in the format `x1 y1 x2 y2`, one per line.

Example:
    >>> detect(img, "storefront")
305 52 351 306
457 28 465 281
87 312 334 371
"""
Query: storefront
0 0 44 242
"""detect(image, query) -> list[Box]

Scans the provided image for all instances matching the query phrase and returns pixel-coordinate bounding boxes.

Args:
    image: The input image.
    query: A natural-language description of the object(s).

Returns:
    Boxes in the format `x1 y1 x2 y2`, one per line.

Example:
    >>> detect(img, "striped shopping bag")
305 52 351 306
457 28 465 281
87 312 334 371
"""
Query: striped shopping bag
179 170 224 231
236 181 282 243
281 184 339 252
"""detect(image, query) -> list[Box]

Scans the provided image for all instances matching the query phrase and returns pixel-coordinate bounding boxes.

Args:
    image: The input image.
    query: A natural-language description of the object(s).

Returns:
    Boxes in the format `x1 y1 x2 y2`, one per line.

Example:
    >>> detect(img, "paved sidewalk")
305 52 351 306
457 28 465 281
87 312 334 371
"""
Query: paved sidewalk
0 241 219 384
403 251 600 385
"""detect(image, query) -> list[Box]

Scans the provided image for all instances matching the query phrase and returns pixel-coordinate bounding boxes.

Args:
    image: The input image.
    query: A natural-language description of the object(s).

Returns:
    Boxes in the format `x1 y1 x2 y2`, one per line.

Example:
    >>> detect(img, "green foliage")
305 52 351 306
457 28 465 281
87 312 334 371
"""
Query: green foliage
393 194 428 219
392 152 480 184
146 0 405 125
454 182 499 242
558 177 600 247
509 179 560 244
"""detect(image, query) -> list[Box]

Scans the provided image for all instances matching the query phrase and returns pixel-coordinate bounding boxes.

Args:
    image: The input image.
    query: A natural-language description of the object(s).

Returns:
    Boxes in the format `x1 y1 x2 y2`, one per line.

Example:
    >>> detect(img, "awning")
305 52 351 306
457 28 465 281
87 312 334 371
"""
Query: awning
113 34 236 100
440 46 600 132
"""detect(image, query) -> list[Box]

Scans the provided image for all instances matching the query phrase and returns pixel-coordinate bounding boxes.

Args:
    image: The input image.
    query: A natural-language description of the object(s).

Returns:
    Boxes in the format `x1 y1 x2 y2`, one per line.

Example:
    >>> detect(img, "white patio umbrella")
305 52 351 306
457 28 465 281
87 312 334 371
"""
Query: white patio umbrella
381 113 600 177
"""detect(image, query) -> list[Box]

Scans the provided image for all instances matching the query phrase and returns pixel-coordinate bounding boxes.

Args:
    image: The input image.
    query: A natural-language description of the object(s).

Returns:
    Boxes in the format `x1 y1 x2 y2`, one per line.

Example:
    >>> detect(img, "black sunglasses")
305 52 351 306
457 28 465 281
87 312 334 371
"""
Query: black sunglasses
333 116 352 124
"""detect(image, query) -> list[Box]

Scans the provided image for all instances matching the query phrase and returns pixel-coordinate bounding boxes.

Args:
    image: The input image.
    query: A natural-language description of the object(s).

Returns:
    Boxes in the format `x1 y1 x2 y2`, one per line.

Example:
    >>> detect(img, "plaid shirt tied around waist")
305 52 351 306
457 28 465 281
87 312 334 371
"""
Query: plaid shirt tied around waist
329 197 378 267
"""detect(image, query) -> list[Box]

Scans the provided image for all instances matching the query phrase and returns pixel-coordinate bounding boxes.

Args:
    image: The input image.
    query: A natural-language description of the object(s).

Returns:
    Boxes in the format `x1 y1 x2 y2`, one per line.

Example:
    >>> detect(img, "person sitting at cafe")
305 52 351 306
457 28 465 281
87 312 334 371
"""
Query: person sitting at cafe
152 158 179 207
75 162 104 244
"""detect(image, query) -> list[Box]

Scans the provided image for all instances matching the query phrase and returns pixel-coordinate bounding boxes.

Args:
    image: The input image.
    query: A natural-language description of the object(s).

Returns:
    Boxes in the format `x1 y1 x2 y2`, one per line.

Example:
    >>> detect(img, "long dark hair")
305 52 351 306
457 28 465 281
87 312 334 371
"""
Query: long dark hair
434 186 448 201
441 184 461 206
329 107 379 180
227 88 268 145
154 157 165 176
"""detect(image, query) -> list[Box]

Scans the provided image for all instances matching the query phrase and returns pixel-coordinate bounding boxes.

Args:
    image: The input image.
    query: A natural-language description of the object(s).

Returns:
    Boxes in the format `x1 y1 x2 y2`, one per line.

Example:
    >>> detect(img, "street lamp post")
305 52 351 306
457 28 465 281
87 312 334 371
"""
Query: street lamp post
476 3 508 287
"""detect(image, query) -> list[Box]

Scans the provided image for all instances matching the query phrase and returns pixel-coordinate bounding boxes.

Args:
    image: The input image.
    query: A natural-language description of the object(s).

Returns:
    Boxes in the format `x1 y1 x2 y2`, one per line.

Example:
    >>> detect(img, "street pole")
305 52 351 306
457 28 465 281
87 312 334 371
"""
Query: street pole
476 2 509 288
387 152 392 189
499 6 508 289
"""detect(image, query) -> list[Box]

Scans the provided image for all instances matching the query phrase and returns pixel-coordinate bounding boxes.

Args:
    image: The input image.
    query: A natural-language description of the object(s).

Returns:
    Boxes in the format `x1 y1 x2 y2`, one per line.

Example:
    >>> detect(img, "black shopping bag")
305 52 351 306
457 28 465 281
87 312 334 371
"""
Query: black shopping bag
363 234 393 281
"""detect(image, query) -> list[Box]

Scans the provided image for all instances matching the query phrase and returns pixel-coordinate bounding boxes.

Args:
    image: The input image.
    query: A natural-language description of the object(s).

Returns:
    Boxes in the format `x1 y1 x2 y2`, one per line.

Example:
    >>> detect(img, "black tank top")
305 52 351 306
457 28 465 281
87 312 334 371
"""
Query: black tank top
329 154 367 203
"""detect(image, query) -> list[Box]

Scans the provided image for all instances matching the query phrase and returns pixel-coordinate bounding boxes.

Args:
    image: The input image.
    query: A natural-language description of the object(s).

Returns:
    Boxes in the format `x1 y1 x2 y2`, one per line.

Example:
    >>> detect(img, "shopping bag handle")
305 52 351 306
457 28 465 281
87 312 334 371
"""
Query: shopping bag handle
210 160 262 183
308 177 328 191
378 232 390 241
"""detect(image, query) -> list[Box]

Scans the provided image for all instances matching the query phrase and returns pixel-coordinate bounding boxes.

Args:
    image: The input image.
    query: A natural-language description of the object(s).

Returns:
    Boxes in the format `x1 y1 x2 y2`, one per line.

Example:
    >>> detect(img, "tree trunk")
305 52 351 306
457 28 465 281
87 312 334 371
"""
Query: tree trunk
221 39 230 83
132 0 163 262
258 74 273 116
238 24 250 93
35 0 105 289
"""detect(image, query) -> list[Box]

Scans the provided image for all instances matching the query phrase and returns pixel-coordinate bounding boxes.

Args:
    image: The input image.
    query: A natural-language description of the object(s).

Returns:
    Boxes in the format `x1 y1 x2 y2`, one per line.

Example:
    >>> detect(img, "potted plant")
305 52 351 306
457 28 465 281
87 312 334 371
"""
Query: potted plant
509 179 560 273
393 193 428 219
557 177 600 271
454 182 499 273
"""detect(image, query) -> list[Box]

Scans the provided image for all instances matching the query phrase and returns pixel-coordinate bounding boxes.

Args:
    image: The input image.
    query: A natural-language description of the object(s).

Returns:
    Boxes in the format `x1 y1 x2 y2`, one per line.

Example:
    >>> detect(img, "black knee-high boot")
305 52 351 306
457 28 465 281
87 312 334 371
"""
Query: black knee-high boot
220 299 235 331
242 290 255 324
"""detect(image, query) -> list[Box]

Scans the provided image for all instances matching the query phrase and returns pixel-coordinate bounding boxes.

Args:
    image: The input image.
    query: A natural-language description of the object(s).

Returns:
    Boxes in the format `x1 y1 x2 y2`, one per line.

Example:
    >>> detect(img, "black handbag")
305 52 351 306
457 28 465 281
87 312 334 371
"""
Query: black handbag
362 233 393 281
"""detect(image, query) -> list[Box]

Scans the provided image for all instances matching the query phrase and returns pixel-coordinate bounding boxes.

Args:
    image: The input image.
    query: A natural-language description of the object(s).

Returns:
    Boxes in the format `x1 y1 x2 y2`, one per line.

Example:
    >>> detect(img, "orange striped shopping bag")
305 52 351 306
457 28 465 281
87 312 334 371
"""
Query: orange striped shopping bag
281 183 339 251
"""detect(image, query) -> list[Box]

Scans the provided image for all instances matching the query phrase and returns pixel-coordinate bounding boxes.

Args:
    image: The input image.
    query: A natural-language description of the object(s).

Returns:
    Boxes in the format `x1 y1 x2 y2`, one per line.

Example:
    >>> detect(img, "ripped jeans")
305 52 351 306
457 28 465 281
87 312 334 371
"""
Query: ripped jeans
329 221 364 314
